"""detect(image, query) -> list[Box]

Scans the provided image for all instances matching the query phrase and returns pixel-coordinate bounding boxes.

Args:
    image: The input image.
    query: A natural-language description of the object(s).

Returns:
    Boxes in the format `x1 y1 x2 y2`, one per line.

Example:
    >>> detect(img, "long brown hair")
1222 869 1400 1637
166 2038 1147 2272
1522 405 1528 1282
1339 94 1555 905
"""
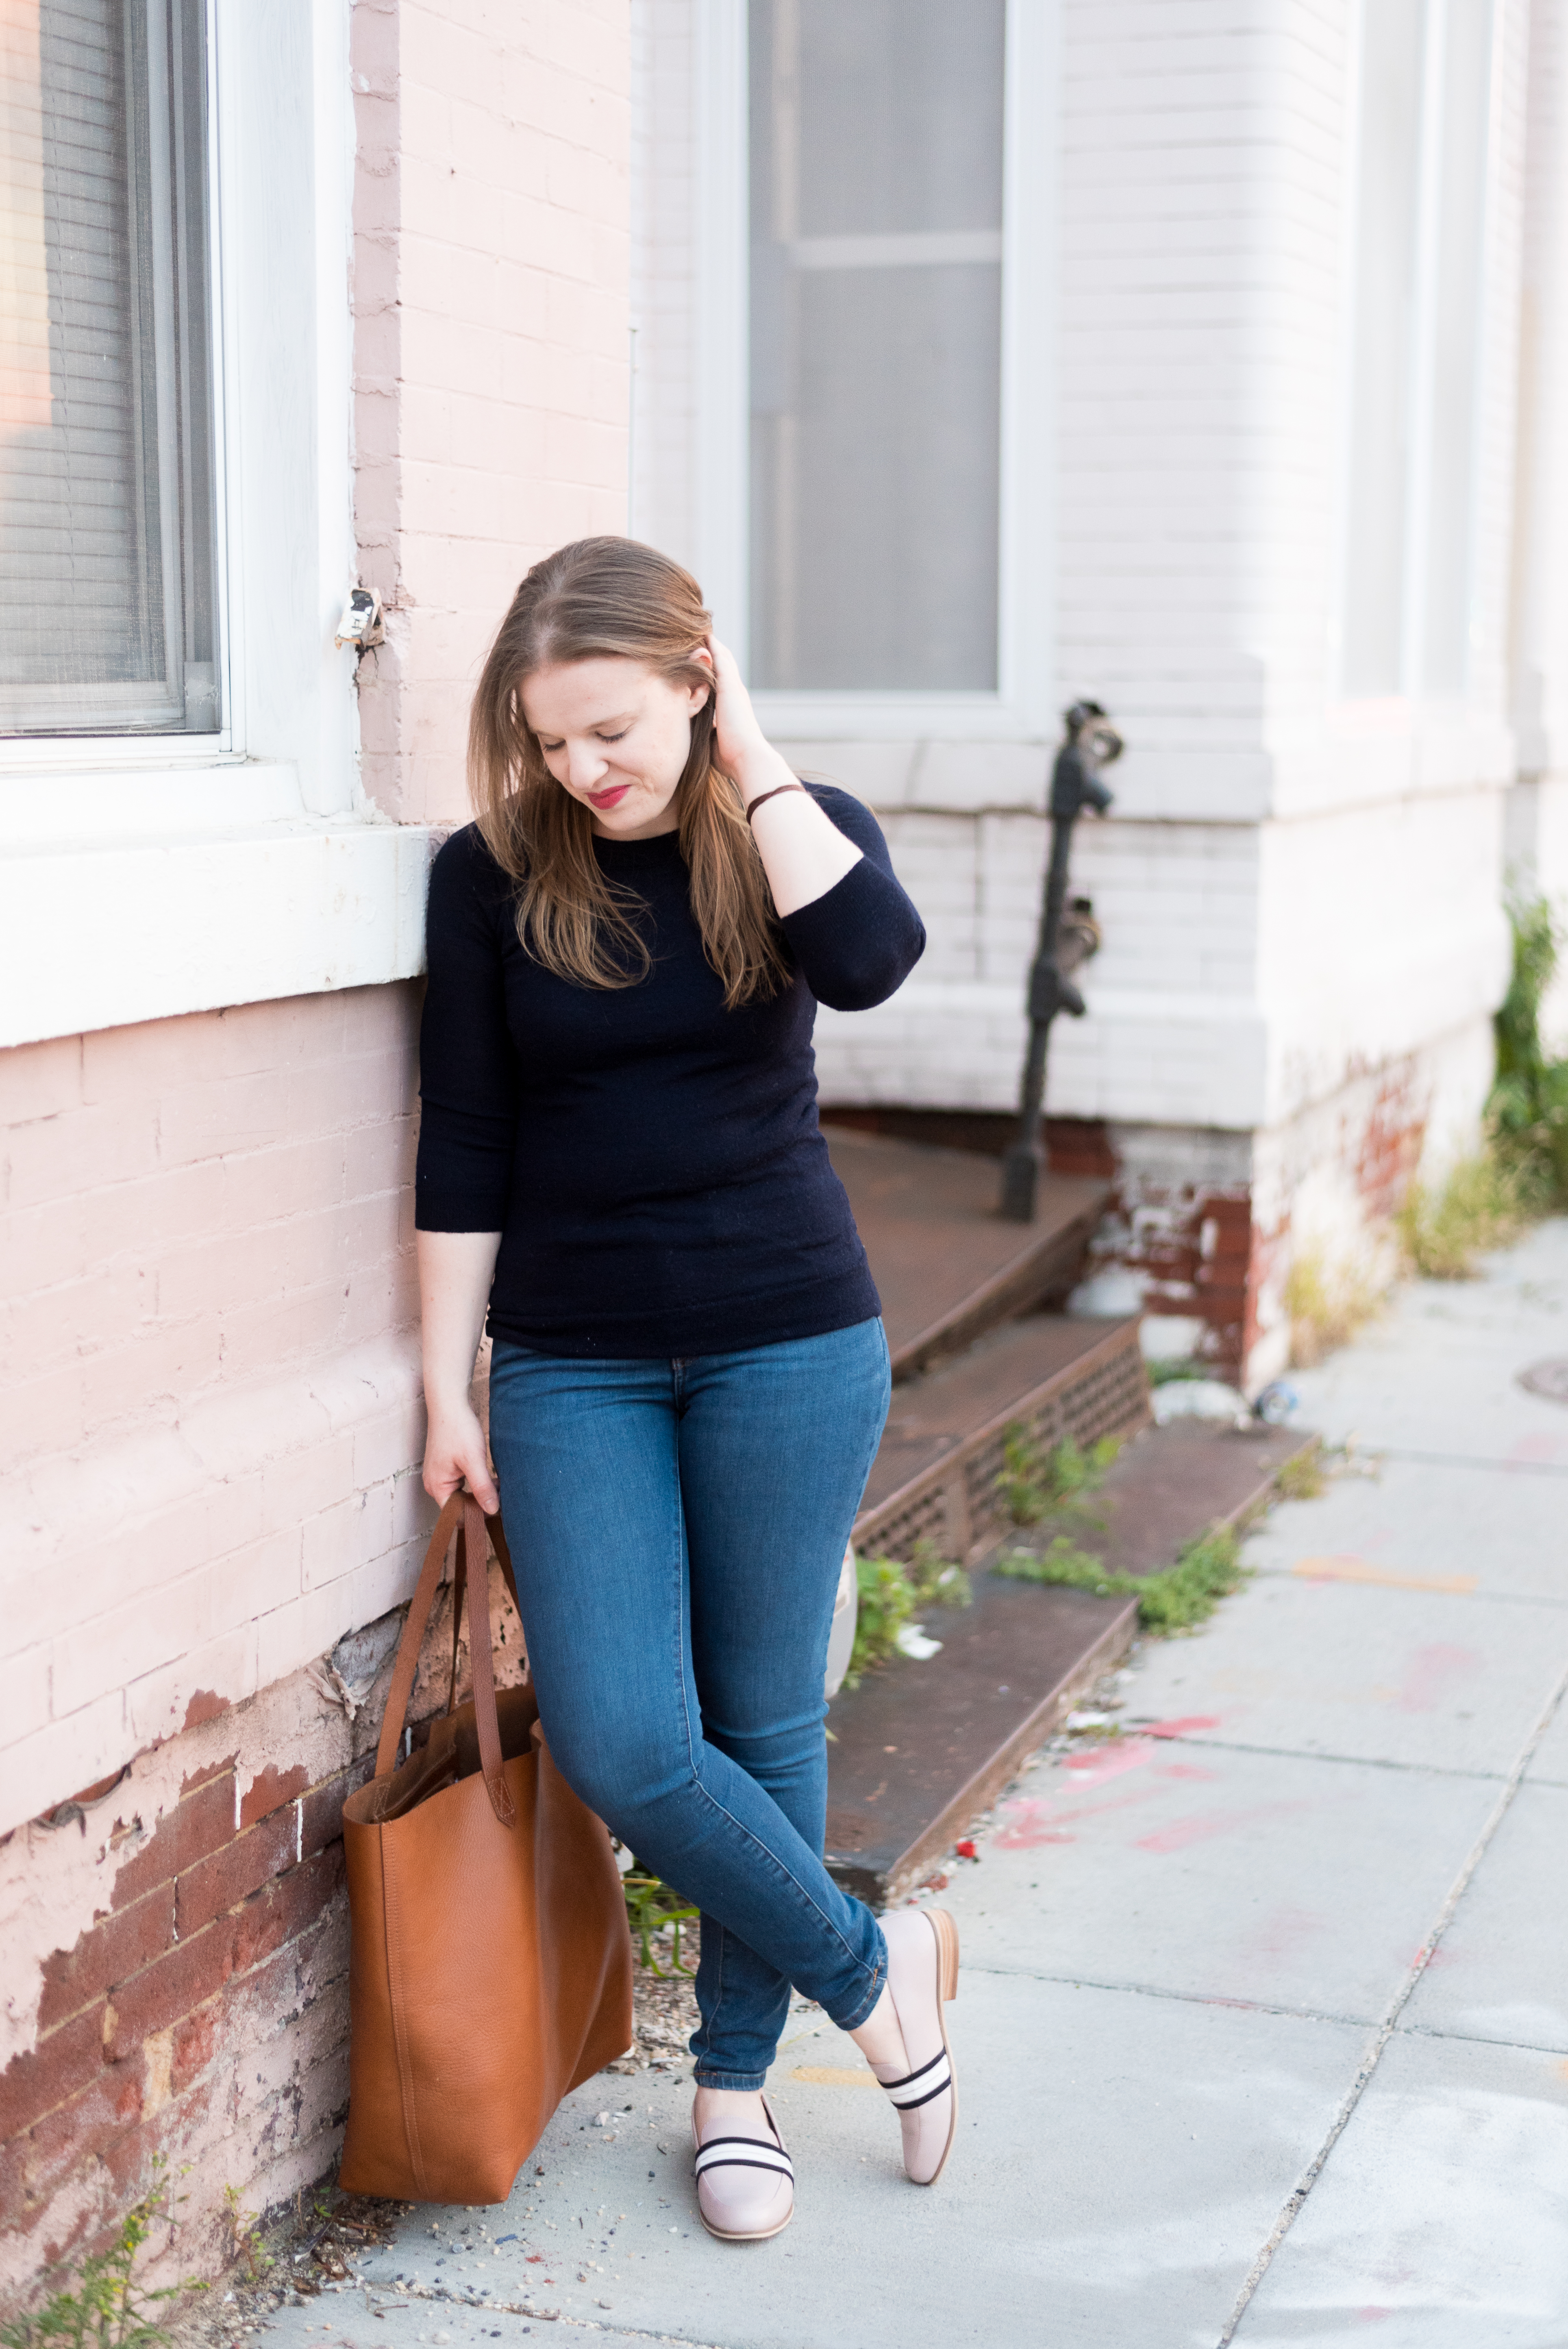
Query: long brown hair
468 538 790 1007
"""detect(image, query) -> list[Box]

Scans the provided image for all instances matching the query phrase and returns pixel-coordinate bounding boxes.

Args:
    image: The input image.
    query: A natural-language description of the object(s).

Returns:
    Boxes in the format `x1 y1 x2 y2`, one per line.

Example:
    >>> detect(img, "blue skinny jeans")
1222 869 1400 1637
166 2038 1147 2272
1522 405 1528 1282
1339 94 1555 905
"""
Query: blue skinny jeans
487 1317 892 2089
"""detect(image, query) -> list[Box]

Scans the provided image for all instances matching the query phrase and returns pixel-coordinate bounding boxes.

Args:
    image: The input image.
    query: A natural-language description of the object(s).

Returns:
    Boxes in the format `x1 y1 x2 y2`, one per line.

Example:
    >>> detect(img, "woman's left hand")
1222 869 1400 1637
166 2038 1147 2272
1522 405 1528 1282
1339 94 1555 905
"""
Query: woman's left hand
705 637 774 799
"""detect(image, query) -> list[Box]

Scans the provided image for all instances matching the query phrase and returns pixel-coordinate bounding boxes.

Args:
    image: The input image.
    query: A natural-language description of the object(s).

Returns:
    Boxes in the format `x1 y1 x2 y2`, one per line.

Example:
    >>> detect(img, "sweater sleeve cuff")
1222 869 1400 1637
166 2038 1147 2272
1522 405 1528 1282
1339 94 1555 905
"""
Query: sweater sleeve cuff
414 1185 509 1233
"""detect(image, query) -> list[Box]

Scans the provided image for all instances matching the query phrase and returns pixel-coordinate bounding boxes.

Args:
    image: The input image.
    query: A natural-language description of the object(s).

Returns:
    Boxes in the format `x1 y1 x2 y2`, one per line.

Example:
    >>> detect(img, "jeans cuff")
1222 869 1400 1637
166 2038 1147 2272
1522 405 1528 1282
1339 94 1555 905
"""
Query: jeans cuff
692 2066 771 2091
826 1949 887 2036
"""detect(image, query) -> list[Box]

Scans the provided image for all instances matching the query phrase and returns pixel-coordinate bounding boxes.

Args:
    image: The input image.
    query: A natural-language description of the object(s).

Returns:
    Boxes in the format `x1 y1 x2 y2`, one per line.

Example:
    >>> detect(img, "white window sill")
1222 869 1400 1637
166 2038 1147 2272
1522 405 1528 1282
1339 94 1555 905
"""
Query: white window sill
0 761 433 1049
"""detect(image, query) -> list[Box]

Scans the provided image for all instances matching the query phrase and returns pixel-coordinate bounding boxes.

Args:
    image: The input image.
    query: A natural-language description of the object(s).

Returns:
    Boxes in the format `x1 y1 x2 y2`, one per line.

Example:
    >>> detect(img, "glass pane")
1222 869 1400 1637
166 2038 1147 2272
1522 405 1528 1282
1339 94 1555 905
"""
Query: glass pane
748 0 1006 691
1341 0 1426 697
0 0 217 735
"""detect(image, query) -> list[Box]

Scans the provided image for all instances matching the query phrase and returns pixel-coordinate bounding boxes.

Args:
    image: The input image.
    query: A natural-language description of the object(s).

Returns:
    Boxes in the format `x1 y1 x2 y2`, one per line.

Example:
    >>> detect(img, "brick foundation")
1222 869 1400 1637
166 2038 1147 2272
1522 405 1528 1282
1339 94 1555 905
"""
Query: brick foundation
0 1565 523 2317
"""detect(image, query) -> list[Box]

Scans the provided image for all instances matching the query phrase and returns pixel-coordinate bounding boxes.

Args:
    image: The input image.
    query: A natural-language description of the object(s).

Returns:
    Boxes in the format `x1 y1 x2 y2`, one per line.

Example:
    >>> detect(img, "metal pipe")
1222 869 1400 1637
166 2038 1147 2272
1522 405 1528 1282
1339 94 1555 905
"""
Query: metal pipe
998 702 1122 1222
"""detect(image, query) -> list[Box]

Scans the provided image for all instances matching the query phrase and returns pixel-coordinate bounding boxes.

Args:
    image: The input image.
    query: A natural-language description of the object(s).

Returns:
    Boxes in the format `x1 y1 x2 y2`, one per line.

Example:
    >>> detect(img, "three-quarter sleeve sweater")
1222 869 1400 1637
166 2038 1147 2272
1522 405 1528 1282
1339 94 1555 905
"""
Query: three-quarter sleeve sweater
415 784 926 1357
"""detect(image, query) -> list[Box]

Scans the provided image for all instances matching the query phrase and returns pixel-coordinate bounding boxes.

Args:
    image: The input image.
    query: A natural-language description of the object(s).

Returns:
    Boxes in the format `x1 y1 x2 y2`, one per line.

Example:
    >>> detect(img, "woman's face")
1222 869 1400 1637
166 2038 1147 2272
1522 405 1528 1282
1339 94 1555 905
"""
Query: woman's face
522 656 711 840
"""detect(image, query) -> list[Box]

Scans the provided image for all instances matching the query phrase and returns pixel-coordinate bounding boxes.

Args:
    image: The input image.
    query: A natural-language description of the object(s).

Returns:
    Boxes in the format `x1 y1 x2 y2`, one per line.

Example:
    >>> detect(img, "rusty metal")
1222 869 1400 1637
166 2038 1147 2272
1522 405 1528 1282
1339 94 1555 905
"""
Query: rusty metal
1000 702 1122 1223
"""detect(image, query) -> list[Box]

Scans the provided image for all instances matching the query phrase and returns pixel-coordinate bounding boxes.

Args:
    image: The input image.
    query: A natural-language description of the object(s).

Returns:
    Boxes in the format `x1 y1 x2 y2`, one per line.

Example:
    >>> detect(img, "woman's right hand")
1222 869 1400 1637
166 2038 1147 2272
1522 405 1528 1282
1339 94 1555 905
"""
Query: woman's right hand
422 1398 500 1515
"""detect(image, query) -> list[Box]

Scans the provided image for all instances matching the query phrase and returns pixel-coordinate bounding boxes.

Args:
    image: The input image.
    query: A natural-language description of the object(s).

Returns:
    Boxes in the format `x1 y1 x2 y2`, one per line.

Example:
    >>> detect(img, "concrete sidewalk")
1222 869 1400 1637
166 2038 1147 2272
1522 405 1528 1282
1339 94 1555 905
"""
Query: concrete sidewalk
260 1221 1568 2349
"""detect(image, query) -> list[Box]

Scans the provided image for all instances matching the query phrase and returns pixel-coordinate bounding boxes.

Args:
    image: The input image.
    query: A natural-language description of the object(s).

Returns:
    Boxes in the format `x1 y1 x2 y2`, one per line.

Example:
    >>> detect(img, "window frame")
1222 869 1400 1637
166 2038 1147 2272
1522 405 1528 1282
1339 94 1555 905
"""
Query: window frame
1329 0 1503 716
691 0 1057 742
0 0 413 1054
1 0 236 763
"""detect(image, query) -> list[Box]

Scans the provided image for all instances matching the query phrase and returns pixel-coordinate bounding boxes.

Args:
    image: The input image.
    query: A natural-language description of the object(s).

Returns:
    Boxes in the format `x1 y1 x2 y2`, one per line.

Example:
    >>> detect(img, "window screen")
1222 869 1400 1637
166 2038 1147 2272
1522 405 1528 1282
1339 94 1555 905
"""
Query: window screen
1 0 217 737
748 0 1006 692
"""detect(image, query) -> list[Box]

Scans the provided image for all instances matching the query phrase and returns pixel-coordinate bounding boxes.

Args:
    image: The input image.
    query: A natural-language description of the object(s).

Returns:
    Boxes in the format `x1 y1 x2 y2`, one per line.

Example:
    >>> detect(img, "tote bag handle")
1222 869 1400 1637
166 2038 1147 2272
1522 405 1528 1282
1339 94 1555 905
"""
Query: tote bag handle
374 1492 517 1828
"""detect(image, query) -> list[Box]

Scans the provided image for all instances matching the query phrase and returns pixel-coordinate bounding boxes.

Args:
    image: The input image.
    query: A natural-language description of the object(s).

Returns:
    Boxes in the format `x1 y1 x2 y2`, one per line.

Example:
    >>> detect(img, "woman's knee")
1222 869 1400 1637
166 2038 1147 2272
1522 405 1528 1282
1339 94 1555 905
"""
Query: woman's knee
541 1710 696 1832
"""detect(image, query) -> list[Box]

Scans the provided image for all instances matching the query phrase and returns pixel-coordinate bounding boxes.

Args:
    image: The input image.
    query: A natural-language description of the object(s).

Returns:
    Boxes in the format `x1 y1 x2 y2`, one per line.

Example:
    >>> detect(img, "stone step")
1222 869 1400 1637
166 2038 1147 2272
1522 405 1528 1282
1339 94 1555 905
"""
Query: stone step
852 1313 1151 1564
827 1418 1315 1905
824 1124 1107 1379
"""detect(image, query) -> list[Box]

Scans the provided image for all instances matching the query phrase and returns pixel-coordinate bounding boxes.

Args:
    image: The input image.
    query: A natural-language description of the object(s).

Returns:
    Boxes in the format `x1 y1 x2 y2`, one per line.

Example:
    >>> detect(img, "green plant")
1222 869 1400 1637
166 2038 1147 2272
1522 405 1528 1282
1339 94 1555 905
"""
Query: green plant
1274 1443 1326 1502
1283 1247 1387 1366
994 1522 1246 1636
904 1534 972 1614
1 2161 203 2349
844 1553 915 1687
995 1429 1121 1529
222 2185 271 2283
1144 1358 1211 1387
1395 1149 1536 1279
843 1537 973 1690
621 1865 699 1975
1490 891 1568 1202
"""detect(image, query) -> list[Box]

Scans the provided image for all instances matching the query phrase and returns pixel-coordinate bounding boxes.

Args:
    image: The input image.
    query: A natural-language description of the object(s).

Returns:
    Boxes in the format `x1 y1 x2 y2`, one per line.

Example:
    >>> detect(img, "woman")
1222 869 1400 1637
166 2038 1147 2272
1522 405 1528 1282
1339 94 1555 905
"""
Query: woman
415 537 959 2244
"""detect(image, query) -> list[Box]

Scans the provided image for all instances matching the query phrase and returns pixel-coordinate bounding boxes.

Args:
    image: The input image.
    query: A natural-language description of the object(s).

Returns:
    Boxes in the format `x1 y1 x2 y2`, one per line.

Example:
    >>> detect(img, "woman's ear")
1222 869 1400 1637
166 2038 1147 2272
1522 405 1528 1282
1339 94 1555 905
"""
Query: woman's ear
687 645 715 711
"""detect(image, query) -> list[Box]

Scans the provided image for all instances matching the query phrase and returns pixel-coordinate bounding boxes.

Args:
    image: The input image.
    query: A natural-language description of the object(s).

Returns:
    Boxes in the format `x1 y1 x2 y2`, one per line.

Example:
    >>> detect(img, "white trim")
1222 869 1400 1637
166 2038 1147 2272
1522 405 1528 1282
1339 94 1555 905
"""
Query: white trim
720 0 1058 742
0 809 431 1050
0 0 405 1048
692 0 749 650
788 230 1004 270
1335 0 1501 708
1398 0 1448 696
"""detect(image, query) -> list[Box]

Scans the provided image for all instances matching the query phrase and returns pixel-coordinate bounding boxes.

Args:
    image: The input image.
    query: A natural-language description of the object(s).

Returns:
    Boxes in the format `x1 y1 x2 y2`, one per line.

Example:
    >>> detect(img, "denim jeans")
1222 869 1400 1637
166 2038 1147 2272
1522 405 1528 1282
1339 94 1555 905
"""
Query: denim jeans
487 1316 892 2089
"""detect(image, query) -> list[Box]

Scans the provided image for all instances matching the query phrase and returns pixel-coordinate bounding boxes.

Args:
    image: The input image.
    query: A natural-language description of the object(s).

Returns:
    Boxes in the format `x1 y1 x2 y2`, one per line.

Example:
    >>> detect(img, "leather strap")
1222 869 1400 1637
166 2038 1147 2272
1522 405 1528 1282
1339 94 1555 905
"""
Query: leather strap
373 1491 517 1829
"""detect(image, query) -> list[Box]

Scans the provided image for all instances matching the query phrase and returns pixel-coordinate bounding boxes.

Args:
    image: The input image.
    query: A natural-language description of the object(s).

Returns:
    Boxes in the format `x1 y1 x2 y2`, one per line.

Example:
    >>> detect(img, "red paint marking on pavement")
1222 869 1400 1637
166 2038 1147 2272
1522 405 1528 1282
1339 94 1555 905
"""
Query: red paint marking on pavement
1394 1642 1481 1713
1138 1715 1221 1738
1355 2310 1397 2324
1064 1738 1158 1788
1157 1761 1219 1781
993 1784 1164 1848
1510 1431 1565 1464
1240 1901 1327 1966
1133 1800 1311 1854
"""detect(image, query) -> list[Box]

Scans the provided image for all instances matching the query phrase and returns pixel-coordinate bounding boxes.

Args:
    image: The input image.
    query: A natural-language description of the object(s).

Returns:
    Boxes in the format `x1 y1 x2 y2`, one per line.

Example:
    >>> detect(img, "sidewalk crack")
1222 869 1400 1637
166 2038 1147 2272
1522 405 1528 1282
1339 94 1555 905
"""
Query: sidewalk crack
962 1961 1372 2030
1218 1654 1568 2346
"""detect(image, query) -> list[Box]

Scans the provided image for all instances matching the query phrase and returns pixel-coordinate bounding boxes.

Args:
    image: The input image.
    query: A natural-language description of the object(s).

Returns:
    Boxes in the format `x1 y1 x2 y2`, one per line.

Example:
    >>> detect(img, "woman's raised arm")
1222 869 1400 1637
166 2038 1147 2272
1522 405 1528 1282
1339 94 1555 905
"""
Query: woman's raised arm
706 637 863 916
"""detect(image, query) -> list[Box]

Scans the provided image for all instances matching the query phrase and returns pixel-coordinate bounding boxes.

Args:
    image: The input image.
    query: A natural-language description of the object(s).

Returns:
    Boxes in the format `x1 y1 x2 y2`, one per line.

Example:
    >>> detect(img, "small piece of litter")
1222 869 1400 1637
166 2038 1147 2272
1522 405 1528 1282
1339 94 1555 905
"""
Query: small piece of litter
894 1623 942 1661
955 1838 979 1860
1066 1711 1113 1731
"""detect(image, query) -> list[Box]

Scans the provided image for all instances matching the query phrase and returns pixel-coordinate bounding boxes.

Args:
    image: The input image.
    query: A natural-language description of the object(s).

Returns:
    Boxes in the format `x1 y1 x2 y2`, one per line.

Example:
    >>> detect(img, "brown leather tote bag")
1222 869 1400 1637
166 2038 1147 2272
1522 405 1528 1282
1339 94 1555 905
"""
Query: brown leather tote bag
338 1492 634 2204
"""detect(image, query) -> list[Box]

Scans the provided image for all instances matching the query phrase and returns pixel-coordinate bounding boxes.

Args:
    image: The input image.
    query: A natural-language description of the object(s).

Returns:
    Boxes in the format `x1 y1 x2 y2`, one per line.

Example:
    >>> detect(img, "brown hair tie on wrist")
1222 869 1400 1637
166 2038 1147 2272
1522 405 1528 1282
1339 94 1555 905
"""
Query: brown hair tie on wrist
744 783 808 825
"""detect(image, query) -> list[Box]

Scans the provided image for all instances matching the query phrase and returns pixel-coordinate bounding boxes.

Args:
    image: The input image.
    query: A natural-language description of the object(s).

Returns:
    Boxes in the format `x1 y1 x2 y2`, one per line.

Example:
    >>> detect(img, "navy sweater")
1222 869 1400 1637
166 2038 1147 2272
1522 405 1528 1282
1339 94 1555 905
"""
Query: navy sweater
414 785 925 1356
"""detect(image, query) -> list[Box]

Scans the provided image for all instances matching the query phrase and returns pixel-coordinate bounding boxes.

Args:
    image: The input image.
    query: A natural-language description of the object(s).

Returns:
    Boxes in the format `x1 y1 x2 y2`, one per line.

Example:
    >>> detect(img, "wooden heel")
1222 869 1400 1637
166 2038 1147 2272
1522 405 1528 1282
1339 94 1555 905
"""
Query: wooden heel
929 1907 960 2001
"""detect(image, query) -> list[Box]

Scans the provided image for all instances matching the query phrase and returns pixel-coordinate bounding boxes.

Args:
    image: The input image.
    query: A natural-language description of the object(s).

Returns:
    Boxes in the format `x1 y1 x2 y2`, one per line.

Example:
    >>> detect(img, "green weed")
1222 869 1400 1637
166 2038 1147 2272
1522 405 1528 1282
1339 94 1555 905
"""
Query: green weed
1396 1150 1537 1279
621 1866 699 1976
1 2160 202 2349
1274 1444 1326 1502
1490 891 1568 1203
994 1523 1246 1636
1283 1247 1387 1366
844 1536 973 1690
222 2186 271 2283
996 1429 1121 1529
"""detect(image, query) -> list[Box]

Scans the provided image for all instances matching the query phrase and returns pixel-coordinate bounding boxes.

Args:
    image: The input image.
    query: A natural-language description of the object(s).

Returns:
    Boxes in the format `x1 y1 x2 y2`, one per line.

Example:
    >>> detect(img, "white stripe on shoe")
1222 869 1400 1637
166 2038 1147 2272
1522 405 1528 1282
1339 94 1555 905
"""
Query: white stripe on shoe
879 2048 953 2111
694 2136 795 2180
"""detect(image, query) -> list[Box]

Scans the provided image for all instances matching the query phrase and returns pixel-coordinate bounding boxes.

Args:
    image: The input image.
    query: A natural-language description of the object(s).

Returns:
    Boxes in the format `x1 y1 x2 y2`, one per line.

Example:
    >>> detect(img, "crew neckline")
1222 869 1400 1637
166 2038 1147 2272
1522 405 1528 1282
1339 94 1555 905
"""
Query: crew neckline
592 829 685 867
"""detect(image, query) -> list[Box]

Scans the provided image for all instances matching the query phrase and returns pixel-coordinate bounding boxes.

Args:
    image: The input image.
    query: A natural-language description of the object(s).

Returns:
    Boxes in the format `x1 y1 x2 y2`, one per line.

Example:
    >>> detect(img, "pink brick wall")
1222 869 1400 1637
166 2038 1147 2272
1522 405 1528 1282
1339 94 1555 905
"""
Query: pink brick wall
352 0 632 827
0 1 636 2304
0 990 431 1838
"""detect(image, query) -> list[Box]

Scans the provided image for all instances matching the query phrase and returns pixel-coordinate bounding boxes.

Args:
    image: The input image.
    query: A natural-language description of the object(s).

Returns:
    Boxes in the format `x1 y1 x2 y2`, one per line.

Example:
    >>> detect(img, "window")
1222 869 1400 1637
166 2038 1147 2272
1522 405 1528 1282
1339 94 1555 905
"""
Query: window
1 0 218 737
1340 0 1495 700
746 0 1006 692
